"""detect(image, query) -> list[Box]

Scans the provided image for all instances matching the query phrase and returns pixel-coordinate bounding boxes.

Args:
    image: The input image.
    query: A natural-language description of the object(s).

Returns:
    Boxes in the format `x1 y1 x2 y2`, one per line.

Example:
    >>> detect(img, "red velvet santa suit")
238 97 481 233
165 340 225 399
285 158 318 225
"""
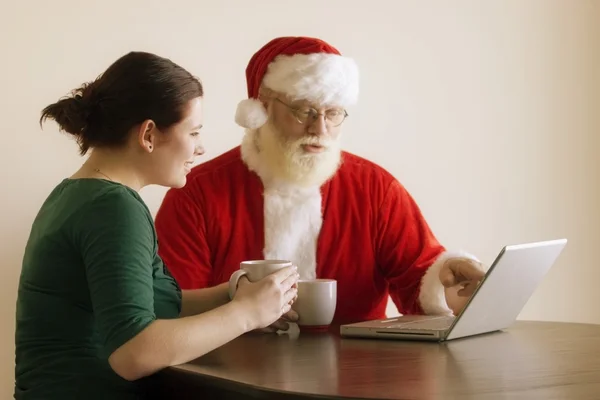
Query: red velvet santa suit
155 137 470 324
154 36 474 324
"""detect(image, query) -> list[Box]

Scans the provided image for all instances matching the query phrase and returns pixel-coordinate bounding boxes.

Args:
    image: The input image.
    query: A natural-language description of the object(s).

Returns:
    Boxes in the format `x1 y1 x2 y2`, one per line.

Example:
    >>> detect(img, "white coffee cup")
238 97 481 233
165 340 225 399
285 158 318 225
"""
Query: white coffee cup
293 279 337 328
228 259 293 299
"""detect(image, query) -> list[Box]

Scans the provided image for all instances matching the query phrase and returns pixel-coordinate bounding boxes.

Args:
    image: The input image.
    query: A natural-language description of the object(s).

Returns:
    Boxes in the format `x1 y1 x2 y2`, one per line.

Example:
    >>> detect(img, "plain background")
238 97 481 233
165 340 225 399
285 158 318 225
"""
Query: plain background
1 0 598 397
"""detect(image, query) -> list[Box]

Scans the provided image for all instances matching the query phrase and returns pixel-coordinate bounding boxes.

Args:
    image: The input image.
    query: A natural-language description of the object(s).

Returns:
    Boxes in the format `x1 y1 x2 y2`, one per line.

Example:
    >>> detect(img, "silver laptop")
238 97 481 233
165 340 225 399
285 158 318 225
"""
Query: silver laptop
340 239 567 341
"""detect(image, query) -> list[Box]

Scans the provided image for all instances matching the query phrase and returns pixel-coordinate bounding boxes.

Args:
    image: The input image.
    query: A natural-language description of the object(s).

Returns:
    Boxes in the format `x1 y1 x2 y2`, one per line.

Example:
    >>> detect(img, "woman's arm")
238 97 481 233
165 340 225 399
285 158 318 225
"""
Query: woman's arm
179 283 230 318
109 300 247 381
109 268 298 381
78 190 297 382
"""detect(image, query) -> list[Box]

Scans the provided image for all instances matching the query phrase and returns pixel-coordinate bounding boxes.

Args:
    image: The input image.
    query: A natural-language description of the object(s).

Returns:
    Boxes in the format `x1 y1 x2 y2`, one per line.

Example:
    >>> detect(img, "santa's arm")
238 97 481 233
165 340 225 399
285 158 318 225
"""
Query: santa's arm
155 188 229 316
376 180 481 316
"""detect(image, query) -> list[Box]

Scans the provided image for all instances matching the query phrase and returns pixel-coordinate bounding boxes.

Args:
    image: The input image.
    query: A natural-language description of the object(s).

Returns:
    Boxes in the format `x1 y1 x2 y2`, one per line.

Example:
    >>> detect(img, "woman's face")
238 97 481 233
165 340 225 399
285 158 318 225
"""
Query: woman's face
148 97 205 188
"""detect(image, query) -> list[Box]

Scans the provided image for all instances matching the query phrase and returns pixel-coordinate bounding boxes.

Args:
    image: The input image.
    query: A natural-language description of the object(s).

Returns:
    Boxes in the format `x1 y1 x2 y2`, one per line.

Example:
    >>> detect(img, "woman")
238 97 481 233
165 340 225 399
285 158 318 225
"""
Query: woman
14 51 299 399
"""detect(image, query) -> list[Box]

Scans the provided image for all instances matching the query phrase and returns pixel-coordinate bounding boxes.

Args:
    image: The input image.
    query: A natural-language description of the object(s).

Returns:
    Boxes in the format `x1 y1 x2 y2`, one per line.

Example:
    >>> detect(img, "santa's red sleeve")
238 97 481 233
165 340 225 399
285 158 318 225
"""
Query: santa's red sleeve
154 188 212 290
376 180 479 316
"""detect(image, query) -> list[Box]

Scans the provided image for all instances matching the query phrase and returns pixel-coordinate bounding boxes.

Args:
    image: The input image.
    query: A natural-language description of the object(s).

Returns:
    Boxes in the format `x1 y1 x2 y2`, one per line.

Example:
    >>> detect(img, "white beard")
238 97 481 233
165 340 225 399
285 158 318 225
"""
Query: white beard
242 121 342 188
239 123 343 279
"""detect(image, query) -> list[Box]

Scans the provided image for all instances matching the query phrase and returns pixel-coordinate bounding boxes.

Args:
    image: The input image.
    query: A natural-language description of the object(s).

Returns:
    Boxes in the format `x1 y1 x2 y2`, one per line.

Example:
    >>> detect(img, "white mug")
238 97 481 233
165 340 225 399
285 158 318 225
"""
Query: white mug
293 279 337 328
228 259 293 299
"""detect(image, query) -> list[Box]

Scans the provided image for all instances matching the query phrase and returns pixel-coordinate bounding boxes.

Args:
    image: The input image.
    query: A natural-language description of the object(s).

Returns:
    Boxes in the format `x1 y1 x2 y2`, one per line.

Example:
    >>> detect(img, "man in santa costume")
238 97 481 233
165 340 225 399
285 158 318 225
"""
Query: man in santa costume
154 36 485 330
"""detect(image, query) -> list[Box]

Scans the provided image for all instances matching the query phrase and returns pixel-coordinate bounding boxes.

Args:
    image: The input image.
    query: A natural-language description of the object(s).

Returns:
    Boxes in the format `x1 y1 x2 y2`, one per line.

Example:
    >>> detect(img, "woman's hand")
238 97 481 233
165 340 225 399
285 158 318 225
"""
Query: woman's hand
232 266 299 331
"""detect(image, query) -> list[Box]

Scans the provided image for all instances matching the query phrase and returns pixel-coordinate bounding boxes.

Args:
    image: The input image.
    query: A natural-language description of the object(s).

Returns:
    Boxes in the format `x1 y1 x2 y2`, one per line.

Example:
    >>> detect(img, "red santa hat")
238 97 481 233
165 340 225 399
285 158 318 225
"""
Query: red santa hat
234 36 360 129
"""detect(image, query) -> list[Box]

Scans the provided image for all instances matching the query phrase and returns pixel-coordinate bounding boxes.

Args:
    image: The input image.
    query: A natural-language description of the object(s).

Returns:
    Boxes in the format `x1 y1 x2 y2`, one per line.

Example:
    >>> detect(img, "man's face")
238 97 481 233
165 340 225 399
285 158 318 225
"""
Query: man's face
268 96 346 151
255 92 348 187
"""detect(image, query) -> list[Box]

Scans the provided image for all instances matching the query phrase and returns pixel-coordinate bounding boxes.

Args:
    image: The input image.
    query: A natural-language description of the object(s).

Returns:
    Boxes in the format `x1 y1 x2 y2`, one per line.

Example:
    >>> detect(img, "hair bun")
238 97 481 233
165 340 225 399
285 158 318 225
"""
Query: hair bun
40 87 94 137
72 94 93 119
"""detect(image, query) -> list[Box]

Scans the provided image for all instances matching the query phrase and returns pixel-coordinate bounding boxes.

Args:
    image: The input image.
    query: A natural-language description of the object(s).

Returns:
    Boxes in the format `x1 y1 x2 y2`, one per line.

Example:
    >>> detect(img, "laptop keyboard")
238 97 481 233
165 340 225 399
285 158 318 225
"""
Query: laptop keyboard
386 316 455 330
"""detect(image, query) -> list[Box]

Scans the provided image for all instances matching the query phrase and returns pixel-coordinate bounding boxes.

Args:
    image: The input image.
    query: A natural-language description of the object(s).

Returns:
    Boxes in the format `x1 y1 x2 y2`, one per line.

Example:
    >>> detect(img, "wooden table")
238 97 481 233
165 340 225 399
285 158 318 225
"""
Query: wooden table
154 321 600 399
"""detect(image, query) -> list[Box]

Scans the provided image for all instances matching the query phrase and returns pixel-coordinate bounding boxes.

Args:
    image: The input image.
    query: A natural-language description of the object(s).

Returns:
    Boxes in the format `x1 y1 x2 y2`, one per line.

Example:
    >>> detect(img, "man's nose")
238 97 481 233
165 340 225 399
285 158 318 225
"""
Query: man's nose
307 114 328 136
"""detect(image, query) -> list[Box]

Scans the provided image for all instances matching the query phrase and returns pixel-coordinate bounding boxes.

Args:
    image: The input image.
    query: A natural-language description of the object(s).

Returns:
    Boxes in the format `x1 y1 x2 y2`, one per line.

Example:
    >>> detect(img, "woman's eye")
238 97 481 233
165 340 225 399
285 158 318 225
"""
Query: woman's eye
191 132 200 137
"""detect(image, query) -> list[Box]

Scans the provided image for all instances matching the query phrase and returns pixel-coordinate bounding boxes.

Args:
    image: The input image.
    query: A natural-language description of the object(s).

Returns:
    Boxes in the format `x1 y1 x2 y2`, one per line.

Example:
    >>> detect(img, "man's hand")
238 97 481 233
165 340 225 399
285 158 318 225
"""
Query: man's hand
439 257 486 314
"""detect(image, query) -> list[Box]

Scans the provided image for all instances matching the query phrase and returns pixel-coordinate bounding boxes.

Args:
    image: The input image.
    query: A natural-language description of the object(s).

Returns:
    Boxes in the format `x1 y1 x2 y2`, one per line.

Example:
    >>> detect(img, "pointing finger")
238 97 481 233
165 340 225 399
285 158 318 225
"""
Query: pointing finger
464 263 486 281
457 281 479 297
449 259 485 280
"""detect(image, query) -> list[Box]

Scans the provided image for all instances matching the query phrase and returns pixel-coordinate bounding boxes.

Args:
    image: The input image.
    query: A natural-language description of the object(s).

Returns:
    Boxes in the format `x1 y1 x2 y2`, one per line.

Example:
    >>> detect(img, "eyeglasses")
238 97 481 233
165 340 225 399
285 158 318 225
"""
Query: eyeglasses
275 98 348 127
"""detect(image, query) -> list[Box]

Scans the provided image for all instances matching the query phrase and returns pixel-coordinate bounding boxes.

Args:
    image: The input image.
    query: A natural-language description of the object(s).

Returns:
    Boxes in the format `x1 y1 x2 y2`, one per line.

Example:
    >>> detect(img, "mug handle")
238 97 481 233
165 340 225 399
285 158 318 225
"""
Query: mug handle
228 269 248 300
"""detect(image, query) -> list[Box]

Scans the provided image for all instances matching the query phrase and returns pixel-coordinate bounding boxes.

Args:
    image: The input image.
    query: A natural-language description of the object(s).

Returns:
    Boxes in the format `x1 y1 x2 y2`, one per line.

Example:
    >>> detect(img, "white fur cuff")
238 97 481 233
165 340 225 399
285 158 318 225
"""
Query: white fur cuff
418 250 480 316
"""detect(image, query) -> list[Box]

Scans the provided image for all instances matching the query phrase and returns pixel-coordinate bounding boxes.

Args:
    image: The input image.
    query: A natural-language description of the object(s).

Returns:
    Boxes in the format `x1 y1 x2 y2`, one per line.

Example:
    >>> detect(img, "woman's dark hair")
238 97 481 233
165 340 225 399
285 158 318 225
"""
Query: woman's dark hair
40 51 204 155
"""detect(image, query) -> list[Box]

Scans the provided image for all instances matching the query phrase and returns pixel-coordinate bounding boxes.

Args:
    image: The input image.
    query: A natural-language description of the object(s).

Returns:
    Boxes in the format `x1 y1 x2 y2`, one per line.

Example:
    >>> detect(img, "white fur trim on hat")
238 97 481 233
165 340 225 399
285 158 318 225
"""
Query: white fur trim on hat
235 98 268 129
263 53 359 106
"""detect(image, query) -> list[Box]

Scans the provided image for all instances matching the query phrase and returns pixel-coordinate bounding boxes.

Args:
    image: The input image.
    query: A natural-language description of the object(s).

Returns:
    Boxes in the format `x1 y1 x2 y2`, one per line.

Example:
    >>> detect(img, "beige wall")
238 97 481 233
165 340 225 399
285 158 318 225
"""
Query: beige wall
1 0 598 398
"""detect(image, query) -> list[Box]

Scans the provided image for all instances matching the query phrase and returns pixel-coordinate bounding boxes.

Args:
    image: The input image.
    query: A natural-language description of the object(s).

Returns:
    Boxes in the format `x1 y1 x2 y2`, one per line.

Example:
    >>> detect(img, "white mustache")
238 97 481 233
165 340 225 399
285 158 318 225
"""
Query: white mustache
297 136 332 147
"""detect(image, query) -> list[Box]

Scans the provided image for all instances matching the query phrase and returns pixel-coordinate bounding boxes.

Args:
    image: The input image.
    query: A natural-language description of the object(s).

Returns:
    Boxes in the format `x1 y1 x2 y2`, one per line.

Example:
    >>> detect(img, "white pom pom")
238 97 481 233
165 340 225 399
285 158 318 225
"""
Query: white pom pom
234 98 268 129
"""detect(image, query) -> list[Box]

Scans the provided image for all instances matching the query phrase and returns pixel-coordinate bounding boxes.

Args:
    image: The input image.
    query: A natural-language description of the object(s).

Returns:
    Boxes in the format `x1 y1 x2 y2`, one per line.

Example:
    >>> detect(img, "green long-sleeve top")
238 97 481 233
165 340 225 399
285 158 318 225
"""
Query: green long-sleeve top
15 178 182 399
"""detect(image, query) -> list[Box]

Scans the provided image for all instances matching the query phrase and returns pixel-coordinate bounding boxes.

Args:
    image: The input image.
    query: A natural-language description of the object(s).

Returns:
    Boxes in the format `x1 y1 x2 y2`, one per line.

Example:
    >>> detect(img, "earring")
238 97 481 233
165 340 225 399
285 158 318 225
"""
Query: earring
149 145 153 150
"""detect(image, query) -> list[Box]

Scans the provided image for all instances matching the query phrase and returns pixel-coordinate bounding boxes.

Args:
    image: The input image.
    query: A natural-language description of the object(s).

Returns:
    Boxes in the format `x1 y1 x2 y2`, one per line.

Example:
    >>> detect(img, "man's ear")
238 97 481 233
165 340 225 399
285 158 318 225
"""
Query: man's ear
137 119 157 153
